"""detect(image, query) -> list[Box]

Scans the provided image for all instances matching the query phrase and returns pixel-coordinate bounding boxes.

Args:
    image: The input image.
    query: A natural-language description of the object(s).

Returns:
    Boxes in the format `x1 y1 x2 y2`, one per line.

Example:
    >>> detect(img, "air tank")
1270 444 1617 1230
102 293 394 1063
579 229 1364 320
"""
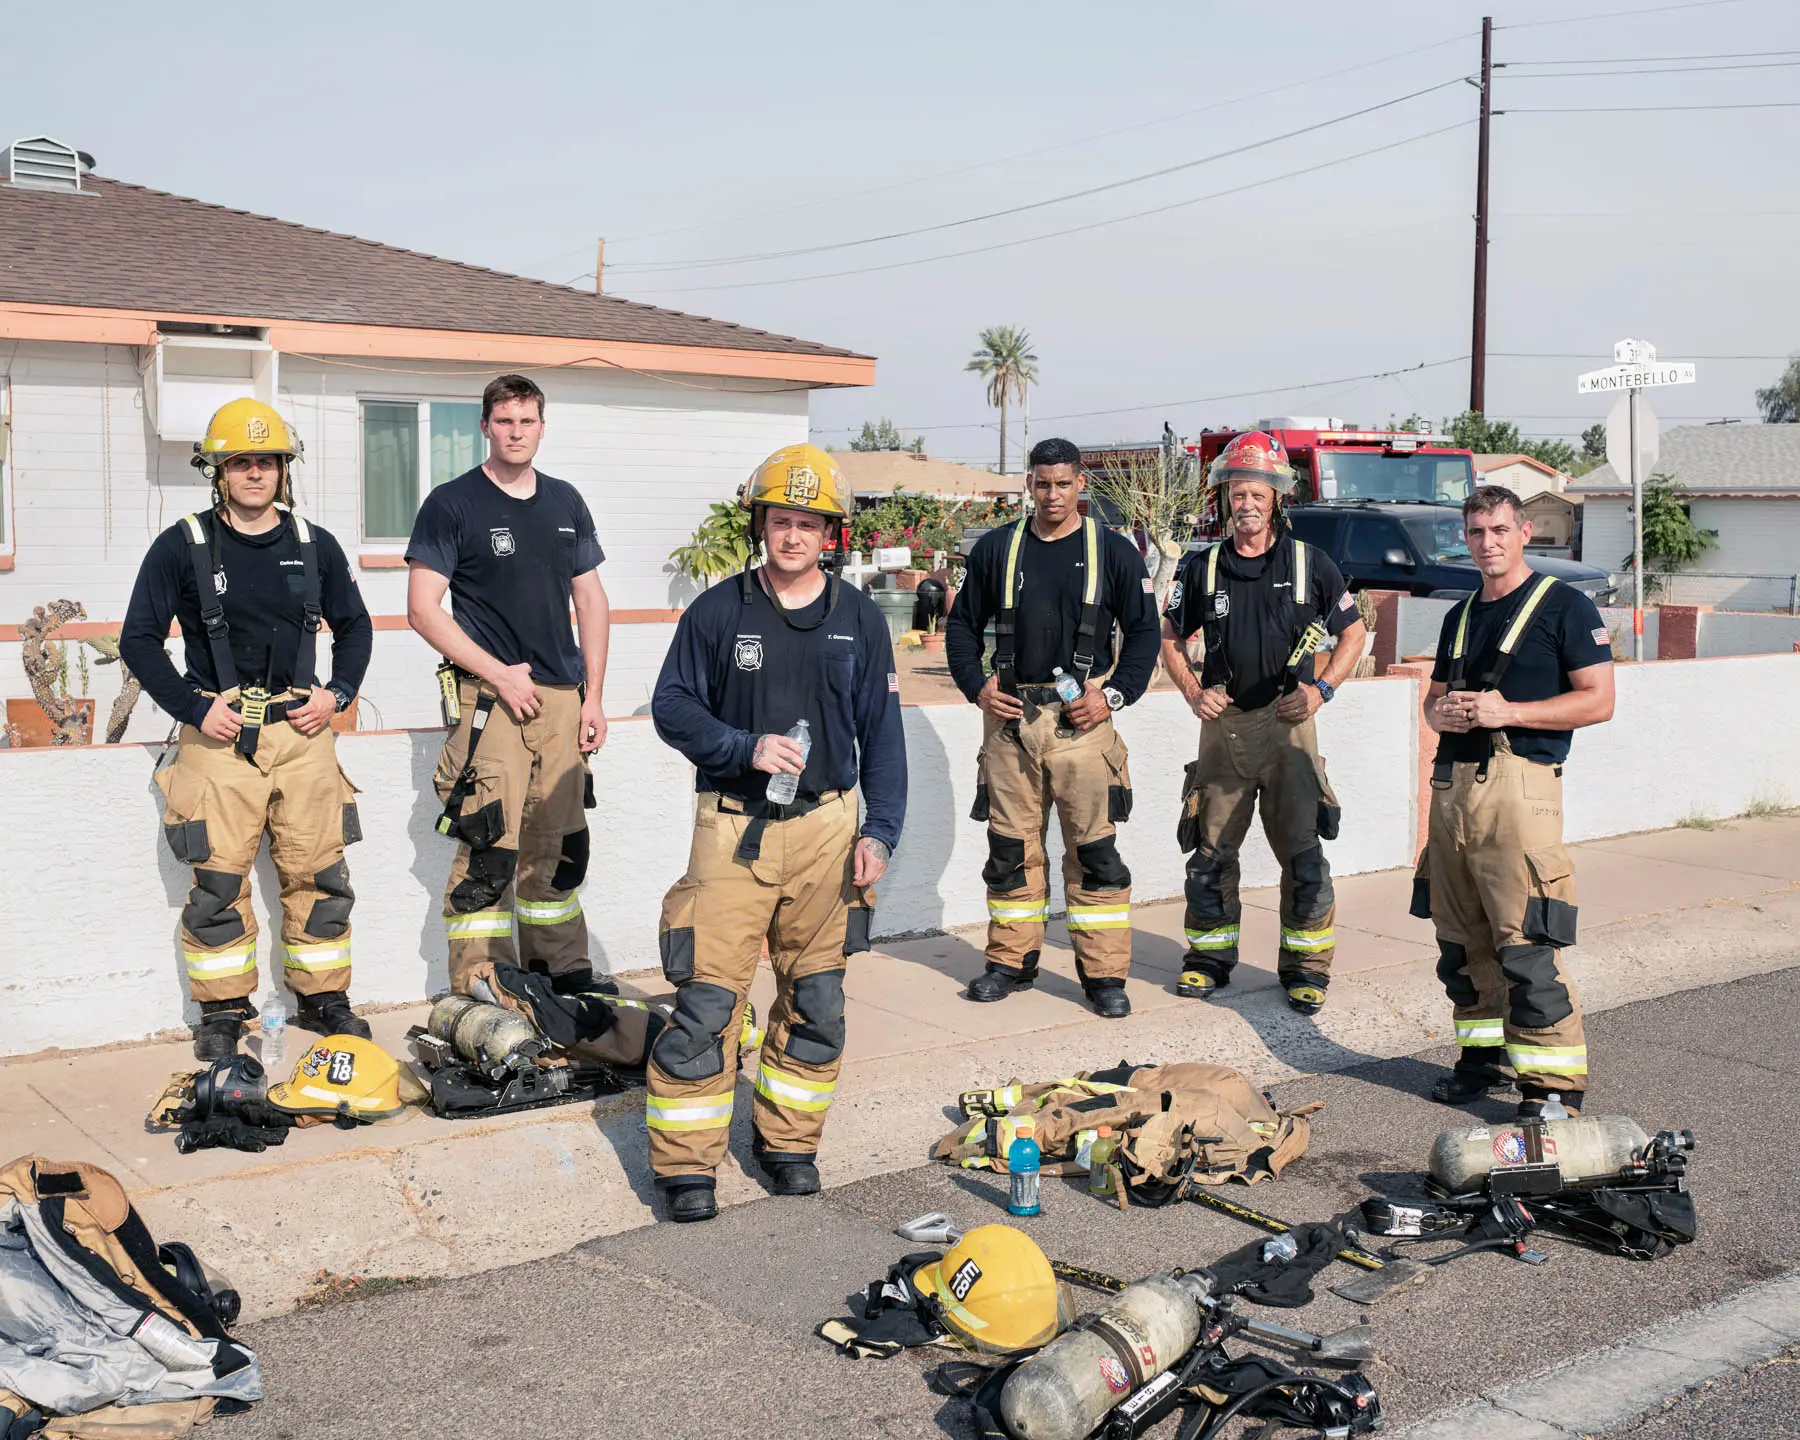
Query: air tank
426 994 546 1070
1000 1272 1209 1440
1429 1115 1651 1193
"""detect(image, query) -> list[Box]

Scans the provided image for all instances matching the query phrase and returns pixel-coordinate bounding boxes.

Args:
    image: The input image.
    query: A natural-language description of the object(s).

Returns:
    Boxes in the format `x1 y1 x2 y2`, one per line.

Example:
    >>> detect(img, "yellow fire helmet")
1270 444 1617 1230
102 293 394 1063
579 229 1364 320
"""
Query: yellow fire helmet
741 442 850 523
267 1035 407 1124
190 398 303 479
913 1224 1074 1356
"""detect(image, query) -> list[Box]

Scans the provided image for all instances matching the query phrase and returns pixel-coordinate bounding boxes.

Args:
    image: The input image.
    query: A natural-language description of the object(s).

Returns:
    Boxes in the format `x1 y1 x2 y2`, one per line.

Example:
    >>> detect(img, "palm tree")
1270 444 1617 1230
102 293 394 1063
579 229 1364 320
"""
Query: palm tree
966 326 1039 473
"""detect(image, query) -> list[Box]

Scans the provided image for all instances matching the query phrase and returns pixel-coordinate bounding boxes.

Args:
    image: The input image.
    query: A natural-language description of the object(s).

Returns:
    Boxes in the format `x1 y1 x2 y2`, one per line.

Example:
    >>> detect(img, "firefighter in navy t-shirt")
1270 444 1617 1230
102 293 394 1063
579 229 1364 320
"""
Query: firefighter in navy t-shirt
1419 485 1615 1119
645 444 906 1224
406 374 611 995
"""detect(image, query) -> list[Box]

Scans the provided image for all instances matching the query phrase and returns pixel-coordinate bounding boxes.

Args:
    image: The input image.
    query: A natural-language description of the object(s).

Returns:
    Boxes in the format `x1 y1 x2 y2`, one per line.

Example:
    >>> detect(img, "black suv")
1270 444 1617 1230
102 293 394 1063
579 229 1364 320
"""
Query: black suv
1281 502 1614 602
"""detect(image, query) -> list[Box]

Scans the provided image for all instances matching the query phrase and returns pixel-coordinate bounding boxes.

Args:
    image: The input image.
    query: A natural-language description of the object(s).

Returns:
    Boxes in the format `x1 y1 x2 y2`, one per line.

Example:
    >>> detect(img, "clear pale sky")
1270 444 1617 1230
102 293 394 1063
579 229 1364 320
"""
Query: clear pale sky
9 0 1796 466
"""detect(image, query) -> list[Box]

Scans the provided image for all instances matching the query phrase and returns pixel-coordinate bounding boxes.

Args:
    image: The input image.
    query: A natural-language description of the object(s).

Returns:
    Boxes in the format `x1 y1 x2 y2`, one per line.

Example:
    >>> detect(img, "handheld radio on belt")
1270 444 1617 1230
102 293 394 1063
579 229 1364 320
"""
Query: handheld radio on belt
235 633 277 764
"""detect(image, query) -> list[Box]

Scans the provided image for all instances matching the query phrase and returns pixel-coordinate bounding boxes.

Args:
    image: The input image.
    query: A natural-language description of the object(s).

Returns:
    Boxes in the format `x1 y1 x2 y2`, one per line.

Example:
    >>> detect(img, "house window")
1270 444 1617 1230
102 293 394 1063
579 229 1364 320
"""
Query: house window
360 400 486 541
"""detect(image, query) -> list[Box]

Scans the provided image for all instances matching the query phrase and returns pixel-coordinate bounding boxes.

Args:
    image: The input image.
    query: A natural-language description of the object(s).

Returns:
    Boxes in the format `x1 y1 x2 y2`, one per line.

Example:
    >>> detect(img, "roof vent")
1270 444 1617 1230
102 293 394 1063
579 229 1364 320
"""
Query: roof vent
3 136 95 193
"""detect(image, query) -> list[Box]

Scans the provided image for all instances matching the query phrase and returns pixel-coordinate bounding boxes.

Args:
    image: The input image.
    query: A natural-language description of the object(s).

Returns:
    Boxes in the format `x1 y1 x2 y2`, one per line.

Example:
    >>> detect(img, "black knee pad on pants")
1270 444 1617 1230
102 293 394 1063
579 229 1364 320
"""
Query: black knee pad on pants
650 982 739 1083
785 970 846 1065
1434 940 1479 1006
184 870 246 946
305 860 355 939
982 833 1028 892
1499 944 1575 1029
1184 851 1233 924
1290 845 1335 920
1075 836 1131 892
450 846 518 912
551 827 591 892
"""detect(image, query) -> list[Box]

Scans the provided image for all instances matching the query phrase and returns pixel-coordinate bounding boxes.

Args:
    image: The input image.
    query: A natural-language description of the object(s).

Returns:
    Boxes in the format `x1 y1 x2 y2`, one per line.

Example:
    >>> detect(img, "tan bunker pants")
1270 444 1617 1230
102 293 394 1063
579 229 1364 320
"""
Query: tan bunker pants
434 678 592 993
1177 704 1340 987
973 703 1134 984
155 713 361 1003
646 792 874 1178
1423 737 1588 1098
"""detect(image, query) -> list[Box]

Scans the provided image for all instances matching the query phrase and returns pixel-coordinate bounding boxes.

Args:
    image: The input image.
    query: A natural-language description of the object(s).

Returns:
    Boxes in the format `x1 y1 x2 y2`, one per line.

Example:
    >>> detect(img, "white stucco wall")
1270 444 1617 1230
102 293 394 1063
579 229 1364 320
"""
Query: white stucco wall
1697 610 1800 657
0 342 806 738
1 683 1420 1057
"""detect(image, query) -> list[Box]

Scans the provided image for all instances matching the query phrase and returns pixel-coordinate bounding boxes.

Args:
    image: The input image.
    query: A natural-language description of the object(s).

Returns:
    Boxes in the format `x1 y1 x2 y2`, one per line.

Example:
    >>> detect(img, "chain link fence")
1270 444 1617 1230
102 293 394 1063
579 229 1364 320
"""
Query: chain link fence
1623 571 1800 614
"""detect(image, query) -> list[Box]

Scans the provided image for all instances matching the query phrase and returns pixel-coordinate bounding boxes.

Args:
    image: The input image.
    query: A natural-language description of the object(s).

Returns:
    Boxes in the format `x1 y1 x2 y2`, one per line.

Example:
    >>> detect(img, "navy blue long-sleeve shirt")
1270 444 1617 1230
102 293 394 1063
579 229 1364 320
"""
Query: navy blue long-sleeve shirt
652 570 908 852
120 510 372 728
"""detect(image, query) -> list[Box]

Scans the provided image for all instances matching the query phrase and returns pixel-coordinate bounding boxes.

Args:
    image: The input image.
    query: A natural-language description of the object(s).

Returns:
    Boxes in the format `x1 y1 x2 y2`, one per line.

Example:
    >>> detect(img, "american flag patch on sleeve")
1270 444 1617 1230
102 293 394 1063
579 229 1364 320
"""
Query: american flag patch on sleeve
1142 577 1154 593
1339 592 1355 611
1592 627 1610 645
888 672 900 692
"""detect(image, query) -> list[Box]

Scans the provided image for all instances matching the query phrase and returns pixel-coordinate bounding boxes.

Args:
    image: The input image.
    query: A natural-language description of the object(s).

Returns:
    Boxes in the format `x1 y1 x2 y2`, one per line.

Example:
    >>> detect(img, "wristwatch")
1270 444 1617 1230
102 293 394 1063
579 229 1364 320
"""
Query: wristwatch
1315 679 1336 704
328 684 354 713
1102 686 1125 712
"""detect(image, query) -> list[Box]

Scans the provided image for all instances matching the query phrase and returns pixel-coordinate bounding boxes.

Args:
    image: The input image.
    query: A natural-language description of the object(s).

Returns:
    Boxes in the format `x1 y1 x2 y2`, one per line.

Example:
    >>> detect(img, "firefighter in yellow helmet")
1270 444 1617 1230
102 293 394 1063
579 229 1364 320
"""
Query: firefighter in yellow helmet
121 399 374 1060
645 443 907 1223
1159 432 1366 1016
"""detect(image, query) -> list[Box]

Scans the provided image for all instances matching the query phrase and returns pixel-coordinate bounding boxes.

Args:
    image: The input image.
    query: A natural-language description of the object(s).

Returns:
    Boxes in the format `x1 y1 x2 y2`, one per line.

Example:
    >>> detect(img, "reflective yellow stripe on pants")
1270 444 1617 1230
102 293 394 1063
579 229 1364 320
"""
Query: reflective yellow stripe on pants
1456 1017 1505 1047
185 942 257 982
755 1063 835 1114
988 899 1049 924
1507 1043 1588 1074
283 940 351 974
516 896 582 927
645 1093 735 1133
1280 924 1335 952
1066 904 1131 932
1184 925 1241 951
446 909 512 941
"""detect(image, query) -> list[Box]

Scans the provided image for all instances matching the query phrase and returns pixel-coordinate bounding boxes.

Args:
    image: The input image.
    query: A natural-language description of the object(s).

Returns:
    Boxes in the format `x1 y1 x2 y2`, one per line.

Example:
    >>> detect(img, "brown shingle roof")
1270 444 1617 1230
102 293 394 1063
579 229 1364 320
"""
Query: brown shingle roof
0 175 862 358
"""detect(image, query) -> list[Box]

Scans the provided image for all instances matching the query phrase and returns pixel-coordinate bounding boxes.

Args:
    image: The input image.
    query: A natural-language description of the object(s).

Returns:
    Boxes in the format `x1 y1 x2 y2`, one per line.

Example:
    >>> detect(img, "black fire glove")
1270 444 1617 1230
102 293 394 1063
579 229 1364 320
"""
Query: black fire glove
175 1102 295 1154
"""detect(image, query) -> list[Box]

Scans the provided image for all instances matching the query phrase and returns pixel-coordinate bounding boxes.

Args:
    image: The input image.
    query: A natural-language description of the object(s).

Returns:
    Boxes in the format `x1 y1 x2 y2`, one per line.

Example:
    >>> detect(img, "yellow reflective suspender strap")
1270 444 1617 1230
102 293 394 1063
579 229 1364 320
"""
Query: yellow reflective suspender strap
1070 516 1104 683
1293 538 1308 608
992 518 1030 691
1498 574 1559 655
1453 573 1559 691
1205 542 1220 594
1082 515 1100 606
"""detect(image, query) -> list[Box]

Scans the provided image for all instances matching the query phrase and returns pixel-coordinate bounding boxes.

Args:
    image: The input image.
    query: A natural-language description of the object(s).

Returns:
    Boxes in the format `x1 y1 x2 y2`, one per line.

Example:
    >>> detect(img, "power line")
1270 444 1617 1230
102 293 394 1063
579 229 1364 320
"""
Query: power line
624 120 1473 295
608 78 1469 274
1492 351 1791 360
813 358 1468 434
1498 0 1753 30
1504 47 1800 63
1501 58 1800 77
603 34 1473 249
1501 100 1800 112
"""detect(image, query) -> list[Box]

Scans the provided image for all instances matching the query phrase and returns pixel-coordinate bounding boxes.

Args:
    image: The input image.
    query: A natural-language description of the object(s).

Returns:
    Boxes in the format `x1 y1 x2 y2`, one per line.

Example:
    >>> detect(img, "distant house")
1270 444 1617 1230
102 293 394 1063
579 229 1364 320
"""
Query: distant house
1473 452 1568 499
1568 425 1800 611
832 450 1017 501
1521 491 1581 553
0 135 872 734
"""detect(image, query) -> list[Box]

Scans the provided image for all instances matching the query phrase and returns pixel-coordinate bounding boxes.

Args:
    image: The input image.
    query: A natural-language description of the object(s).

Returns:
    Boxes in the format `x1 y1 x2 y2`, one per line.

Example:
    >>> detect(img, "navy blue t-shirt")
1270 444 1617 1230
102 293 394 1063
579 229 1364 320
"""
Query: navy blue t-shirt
1431 579 1613 765
406 467 603 685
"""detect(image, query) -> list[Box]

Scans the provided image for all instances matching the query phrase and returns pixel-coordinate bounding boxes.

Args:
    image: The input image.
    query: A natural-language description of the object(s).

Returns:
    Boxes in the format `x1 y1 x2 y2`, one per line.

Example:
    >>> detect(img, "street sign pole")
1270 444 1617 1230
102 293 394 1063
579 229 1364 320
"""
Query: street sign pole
1629 386 1643 661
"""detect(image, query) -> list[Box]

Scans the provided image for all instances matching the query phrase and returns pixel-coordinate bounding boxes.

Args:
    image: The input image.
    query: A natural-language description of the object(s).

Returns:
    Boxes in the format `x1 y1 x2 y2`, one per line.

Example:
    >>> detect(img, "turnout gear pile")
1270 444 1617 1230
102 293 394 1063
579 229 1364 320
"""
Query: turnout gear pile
1167 537 1346 1006
434 675 594 994
1419 575 1604 1102
0 1158 260 1435
934 1063 1317 1205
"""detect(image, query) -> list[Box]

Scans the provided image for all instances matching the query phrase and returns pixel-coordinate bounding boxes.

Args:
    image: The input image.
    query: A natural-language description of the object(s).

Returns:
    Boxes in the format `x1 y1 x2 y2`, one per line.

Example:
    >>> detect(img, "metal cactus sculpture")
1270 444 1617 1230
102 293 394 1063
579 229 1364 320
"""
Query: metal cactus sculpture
19 601 142 745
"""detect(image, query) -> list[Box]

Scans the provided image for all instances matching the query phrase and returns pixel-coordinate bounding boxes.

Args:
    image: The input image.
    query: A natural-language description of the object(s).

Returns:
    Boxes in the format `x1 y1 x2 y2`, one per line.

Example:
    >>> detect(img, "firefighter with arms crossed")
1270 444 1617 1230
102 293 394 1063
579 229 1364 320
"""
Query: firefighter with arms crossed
944 437 1161 1018
123 399 373 1060
646 444 906 1224
1160 432 1366 1015
407 374 612 996
1420 485 1614 1119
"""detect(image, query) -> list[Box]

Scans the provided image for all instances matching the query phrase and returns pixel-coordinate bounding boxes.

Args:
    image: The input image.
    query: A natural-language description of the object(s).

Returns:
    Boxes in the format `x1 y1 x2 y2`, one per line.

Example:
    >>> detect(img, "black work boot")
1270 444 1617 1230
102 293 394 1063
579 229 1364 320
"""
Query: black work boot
755 1142 822 1196
1283 976 1329 1017
1177 966 1230 1000
294 992 372 1040
193 1000 251 1063
966 958 1038 1003
1431 1047 1513 1106
659 1176 717 1224
1085 980 1131 1020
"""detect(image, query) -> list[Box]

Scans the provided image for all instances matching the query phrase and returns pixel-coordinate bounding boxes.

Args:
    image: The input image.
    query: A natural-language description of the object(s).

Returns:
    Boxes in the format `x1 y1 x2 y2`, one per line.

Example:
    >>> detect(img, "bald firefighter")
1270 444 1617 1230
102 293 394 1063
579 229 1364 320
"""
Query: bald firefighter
407 374 611 996
1420 485 1614 1119
646 445 907 1223
122 400 373 1060
1160 432 1366 1016
944 437 1161 1017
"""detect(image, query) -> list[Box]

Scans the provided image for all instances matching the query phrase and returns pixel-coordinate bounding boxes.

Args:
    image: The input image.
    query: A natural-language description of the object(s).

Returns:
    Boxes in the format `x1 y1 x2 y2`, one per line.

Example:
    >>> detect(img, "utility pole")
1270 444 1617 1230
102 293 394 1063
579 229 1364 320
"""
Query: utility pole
1469 15 1493 415
594 237 606 294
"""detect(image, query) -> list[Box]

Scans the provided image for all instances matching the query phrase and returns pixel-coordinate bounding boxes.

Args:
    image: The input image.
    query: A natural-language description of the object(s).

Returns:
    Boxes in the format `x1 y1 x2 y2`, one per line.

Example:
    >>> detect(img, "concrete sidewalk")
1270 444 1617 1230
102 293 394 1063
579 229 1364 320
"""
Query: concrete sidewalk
5 814 1797 1321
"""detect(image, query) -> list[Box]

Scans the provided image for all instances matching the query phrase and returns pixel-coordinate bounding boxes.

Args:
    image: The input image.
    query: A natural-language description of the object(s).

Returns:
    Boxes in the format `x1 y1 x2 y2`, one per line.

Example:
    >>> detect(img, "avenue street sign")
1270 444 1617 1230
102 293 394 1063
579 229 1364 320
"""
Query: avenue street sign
1577 362 1697 394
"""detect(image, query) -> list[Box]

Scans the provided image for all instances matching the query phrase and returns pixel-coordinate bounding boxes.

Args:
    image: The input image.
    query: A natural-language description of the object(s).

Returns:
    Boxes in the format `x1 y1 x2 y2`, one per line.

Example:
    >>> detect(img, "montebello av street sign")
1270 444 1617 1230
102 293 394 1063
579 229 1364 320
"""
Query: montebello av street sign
1578 338 1698 661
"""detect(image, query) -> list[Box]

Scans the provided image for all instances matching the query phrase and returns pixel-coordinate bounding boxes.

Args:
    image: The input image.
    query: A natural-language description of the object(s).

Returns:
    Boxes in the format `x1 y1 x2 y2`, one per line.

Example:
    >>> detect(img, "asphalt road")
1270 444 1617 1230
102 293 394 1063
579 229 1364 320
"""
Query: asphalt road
223 966 1800 1440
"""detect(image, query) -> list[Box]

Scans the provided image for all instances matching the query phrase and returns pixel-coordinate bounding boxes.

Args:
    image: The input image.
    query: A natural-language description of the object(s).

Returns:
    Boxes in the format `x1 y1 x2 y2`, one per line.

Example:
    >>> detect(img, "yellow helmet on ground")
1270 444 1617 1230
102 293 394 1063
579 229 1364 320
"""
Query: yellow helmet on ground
267 1035 406 1123
742 443 849 522
913 1224 1073 1355
190 398 302 478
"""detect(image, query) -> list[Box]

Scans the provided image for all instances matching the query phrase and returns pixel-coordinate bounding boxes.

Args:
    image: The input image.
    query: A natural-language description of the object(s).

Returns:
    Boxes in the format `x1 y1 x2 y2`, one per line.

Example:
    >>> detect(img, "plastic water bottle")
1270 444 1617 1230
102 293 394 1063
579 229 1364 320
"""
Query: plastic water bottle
1541 1093 1572 1121
1051 667 1083 704
764 720 811 806
259 985 288 1073
1261 1233 1299 1265
1007 1120 1042 1217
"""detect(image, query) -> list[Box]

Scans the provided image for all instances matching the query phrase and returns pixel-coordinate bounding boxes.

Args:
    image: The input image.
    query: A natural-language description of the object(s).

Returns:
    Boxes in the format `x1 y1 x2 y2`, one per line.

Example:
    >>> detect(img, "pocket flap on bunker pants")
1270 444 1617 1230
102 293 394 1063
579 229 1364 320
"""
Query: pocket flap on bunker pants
1105 736 1133 823
155 763 212 865
1523 845 1578 948
1524 846 1573 887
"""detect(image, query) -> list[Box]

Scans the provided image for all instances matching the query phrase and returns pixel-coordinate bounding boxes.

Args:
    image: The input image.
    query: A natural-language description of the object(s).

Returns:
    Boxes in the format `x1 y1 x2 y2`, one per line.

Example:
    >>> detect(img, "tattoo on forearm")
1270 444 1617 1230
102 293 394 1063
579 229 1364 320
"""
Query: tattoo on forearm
863 838 891 865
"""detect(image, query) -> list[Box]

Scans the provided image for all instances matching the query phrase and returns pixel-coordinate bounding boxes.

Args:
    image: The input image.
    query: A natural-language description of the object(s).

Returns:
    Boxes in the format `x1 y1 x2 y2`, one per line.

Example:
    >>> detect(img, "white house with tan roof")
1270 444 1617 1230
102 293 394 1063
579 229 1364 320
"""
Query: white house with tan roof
0 134 872 738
